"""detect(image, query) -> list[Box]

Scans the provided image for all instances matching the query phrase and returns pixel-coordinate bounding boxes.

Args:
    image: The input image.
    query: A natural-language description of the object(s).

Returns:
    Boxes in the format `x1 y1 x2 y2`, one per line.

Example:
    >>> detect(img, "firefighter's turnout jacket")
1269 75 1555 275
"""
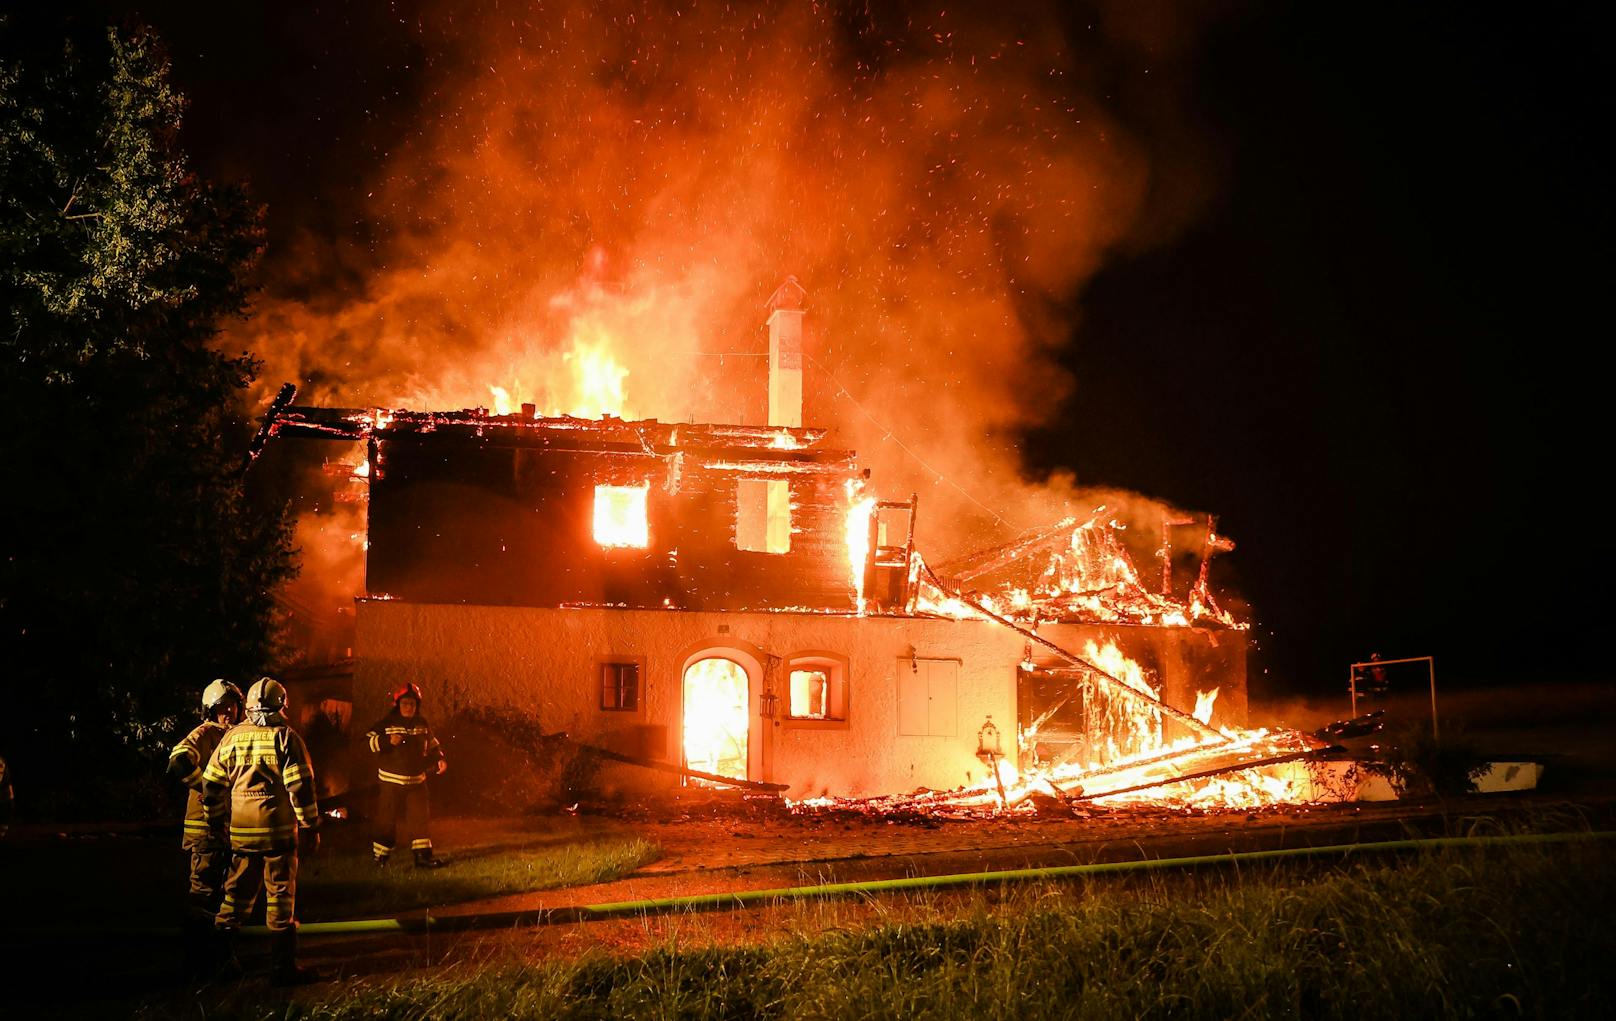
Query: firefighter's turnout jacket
168 721 231 849
365 709 444 786
201 716 319 852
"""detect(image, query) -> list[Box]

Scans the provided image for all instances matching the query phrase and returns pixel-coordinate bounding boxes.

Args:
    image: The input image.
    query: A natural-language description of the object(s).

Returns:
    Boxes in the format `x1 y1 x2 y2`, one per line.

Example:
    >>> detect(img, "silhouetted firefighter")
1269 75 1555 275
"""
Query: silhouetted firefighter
365 683 448 868
167 679 243 977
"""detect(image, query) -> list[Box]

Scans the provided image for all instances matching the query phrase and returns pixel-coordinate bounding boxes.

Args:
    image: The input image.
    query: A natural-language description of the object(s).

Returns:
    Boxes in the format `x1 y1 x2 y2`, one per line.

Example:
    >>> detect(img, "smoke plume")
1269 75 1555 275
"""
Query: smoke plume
234 1 1227 627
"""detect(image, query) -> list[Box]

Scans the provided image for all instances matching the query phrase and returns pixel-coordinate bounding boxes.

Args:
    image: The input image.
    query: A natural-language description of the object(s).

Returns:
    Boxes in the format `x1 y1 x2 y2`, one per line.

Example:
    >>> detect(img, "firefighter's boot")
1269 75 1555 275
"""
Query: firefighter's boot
212 926 242 981
270 928 320 986
413 848 446 869
180 914 210 979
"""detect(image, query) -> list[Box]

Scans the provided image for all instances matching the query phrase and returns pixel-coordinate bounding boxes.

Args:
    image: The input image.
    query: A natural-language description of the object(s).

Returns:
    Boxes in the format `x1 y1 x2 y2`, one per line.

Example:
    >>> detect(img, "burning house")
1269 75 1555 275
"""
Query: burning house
259 282 1327 808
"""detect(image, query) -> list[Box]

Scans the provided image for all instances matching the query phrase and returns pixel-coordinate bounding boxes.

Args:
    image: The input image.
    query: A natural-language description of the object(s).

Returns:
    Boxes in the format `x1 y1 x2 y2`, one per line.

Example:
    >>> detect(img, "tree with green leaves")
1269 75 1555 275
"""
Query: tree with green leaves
0 16 294 815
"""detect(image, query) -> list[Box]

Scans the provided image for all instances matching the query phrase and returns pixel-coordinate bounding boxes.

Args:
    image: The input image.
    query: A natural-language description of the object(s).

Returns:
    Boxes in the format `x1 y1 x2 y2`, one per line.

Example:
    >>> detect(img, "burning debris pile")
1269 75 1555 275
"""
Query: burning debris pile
791 555 1336 818
794 636 1335 819
784 505 1354 817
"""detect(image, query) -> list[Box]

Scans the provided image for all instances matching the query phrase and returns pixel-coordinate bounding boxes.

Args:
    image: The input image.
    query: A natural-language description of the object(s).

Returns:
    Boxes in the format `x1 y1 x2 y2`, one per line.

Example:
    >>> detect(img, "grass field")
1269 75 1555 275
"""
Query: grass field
298 837 662 919
193 825 1615 1020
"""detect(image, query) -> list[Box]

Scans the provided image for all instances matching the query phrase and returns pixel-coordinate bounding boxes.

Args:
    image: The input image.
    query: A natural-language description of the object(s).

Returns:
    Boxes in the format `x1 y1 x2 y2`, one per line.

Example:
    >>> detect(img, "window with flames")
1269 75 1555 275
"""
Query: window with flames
787 657 847 722
593 483 649 549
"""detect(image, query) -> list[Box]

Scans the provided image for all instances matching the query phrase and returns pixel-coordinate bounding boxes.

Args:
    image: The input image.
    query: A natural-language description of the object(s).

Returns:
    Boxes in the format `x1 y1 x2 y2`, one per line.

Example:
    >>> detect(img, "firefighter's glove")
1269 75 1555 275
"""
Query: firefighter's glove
300 827 321 856
435 758 448 776
389 734 403 747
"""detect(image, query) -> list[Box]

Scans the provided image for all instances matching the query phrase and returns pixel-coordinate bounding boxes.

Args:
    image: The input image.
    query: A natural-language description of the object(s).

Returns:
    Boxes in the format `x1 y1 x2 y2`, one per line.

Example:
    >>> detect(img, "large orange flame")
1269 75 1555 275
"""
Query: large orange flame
844 481 877 612
592 484 649 549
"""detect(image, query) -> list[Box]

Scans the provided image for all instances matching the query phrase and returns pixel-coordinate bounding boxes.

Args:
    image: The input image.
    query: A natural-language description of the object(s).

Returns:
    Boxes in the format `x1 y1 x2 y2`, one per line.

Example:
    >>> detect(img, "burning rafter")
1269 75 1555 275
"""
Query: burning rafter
1065 743 1325 803
259 399 834 452
928 515 1082 584
931 509 1243 629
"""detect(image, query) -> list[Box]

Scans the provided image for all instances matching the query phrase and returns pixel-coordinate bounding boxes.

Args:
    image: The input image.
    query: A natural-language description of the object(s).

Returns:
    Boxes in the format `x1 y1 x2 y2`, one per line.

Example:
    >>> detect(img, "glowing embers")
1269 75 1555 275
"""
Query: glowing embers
683 657 750 781
592 484 649 549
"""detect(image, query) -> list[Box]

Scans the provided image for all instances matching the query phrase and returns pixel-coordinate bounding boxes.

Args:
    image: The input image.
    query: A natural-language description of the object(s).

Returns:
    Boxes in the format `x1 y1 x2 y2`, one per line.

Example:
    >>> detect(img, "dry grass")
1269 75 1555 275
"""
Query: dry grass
297 837 661 920
190 824 1615 1020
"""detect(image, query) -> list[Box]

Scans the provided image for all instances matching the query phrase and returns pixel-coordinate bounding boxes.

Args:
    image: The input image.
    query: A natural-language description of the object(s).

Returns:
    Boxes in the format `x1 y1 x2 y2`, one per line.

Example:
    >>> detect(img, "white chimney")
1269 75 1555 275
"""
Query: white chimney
766 276 807 428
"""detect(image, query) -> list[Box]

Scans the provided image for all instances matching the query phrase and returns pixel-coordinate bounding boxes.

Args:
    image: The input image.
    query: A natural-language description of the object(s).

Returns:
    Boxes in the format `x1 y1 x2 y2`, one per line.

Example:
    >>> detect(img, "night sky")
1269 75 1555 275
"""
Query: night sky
1030 4 1608 696
37 2 1611 701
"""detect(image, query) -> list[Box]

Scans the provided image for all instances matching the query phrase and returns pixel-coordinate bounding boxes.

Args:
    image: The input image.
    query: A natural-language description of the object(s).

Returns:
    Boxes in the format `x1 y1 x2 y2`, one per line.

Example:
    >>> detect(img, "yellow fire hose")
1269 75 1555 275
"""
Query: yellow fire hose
254 829 1614 938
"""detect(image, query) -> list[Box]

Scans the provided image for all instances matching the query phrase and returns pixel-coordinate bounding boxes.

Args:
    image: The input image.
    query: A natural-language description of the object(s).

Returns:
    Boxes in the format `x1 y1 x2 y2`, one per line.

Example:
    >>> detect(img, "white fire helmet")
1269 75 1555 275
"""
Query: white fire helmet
201 679 244 715
246 677 288 715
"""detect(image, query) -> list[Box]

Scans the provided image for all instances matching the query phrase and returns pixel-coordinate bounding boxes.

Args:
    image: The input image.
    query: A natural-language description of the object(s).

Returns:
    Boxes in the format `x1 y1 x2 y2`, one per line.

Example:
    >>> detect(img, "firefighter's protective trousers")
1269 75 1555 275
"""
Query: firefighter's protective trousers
217 850 299 931
169 720 232 916
374 779 433 859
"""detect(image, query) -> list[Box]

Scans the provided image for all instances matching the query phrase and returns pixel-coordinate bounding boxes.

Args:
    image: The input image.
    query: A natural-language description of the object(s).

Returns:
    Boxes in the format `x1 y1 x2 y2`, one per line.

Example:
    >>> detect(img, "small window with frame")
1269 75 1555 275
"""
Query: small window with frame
784 655 848 724
600 660 641 712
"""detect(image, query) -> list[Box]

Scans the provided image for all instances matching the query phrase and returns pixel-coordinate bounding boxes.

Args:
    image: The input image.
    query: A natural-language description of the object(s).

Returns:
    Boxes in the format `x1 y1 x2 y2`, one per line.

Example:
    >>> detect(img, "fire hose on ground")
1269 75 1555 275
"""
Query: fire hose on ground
240 829 1613 938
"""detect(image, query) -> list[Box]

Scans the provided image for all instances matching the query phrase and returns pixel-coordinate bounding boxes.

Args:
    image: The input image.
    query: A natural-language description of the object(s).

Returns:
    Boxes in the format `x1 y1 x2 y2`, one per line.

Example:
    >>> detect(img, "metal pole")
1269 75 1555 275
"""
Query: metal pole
1428 657 1439 743
1346 656 1439 743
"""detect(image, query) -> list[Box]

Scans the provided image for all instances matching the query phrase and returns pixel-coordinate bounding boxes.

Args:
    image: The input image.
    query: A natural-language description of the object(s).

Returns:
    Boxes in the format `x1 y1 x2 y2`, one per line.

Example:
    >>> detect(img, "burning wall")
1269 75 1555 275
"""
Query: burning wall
267 406 870 611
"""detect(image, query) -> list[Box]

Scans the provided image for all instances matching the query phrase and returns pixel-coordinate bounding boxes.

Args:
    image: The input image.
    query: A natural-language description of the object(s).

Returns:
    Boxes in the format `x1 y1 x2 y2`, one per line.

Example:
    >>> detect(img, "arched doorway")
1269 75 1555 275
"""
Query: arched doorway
682 656 750 782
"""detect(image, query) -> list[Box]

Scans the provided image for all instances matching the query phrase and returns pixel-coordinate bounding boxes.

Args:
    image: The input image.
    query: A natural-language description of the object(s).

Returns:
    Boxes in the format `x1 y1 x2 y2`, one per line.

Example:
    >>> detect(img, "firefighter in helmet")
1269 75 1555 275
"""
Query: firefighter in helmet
201 676 321 985
365 683 447 868
166 679 243 974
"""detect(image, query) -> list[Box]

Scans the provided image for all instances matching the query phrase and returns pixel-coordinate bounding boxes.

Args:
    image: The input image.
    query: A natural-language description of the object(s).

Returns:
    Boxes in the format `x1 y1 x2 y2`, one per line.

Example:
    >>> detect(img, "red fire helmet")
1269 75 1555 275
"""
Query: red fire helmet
392 683 423 706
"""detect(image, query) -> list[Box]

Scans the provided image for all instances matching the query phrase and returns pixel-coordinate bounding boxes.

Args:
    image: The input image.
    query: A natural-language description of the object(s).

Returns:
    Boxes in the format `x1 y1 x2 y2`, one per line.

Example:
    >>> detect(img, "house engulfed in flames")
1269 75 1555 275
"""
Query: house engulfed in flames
259 281 1335 811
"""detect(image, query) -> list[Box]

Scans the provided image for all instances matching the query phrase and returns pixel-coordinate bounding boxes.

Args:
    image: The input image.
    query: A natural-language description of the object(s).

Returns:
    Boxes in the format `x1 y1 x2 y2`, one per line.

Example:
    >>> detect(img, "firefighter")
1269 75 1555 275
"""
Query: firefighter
166 679 243 975
201 676 321 985
365 683 448 868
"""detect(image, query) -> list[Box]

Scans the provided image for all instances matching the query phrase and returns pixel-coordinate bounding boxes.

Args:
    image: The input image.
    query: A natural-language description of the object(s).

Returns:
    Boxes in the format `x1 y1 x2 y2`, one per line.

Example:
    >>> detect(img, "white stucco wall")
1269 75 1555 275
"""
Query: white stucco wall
355 601 1024 798
354 601 1248 799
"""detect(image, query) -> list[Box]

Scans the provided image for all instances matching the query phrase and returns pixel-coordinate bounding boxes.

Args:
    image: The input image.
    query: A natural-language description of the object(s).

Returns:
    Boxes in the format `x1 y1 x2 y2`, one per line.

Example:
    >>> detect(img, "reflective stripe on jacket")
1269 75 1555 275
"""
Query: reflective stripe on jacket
169 720 230 849
200 719 318 852
365 710 444 785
